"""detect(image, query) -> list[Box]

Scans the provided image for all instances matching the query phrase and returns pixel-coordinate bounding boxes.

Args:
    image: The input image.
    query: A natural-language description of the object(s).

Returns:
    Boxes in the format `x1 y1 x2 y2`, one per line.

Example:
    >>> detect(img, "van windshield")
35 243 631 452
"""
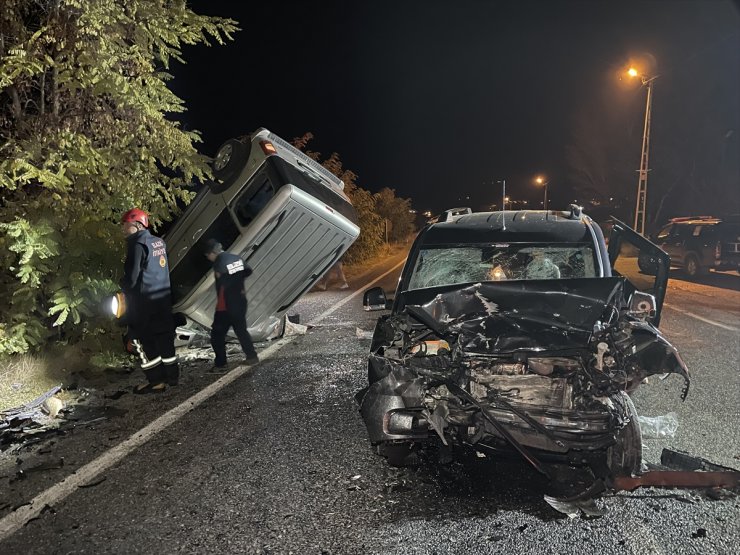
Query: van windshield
407 243 598 290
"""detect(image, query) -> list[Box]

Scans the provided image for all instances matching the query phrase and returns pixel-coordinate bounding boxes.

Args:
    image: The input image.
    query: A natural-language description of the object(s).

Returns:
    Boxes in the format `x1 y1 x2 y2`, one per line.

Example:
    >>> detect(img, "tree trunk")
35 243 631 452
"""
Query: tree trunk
52 63 59 117
40 71 46 116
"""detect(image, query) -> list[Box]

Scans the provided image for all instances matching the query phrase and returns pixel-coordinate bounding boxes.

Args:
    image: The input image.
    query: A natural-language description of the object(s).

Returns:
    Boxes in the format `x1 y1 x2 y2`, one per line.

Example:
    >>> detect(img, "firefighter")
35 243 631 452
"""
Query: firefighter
120 208 178 393
204 239 259 368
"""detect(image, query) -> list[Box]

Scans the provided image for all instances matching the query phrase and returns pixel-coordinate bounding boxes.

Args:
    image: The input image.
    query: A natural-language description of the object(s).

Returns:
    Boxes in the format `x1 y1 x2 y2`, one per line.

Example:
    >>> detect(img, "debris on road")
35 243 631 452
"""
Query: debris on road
638 412 679 439
355 328 374 339
1 385 64 450
611 448 740 491
42 397 65 419
544 494 607 519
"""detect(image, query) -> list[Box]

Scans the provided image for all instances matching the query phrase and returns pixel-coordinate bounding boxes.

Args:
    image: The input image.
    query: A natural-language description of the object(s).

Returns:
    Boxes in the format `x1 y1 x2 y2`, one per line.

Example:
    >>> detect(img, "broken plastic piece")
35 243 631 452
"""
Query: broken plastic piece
544 494 607 518
42 397 64 418
638 412 679 439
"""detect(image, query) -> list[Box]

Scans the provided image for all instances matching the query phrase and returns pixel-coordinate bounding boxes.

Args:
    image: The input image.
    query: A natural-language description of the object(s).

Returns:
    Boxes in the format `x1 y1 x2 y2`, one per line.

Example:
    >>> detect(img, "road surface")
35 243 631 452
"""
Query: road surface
0 255 738 554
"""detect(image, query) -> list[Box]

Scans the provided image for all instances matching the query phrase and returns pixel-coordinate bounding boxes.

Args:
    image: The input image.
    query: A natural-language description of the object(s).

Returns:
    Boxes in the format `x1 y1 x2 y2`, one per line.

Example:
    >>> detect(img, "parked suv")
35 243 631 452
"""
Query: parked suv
648 216 740 277
165 129 360 340
358 208 690 498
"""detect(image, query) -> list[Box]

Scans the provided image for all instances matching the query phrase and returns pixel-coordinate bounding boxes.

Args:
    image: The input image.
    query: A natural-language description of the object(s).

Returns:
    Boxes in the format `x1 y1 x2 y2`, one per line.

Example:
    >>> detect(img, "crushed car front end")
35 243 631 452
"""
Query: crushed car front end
359 279 690 478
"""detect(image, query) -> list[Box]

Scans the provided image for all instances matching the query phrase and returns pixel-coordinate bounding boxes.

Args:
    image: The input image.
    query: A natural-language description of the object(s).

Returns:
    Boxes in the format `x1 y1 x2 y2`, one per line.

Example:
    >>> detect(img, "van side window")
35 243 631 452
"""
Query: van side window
233 175 276 228
170 209 240 304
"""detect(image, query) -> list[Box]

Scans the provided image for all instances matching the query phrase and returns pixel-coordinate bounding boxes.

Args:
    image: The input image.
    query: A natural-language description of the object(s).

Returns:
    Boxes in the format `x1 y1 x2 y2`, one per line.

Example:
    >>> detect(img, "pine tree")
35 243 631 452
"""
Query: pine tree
0 0 238 354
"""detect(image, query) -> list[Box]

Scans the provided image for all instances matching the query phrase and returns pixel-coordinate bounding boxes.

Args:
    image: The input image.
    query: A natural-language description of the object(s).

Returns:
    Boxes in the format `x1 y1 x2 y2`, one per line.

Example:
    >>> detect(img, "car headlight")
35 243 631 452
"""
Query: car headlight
109 292 127 319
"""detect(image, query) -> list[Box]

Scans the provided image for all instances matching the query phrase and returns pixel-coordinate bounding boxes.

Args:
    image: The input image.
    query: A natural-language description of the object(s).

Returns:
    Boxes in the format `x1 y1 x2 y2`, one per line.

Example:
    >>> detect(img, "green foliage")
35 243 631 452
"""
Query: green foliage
0 0 238 355
374 187 416 242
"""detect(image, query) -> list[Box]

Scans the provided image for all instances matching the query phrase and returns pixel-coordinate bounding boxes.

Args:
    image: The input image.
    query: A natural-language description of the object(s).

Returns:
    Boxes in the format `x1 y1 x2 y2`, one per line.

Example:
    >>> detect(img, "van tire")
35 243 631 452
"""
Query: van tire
211 139 249 192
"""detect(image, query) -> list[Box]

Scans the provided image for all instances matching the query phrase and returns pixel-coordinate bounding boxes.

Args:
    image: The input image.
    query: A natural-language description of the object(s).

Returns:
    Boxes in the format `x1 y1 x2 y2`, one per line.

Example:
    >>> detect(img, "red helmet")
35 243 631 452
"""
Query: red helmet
121 208 149 228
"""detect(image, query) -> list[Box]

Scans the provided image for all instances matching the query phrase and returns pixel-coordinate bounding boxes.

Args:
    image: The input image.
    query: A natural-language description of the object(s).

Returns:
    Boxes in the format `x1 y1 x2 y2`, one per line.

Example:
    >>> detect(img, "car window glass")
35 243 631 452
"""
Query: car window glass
232 173 276 228
170 209 240 304
656 225 672 240
674 225 688 238
407 243 597 289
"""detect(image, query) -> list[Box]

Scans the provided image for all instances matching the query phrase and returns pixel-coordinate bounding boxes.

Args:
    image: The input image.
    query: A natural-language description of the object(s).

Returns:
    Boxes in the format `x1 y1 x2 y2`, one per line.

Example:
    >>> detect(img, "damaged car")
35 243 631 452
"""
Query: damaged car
358 207 691 492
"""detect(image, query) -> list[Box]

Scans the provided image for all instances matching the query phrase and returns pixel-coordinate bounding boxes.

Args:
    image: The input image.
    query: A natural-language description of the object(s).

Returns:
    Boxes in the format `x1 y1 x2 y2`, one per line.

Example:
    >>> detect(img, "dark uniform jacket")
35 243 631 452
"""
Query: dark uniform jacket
121 229 173 335
213 252 253 316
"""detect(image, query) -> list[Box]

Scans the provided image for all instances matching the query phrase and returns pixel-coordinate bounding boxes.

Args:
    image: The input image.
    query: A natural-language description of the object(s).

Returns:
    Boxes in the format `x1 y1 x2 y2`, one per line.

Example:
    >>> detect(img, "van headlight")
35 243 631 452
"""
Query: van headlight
109 292 127 319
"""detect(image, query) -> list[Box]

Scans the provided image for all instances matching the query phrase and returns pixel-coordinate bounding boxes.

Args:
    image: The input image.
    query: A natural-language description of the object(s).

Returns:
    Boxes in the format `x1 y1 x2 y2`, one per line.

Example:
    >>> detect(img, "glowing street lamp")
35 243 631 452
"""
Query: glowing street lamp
535 176 549 210
627 67 659 236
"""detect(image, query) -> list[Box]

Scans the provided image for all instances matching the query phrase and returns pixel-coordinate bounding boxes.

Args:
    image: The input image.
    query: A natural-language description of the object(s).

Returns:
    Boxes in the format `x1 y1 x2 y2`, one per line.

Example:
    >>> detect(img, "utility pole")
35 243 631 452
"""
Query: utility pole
632 73 658 236
496 179 506 230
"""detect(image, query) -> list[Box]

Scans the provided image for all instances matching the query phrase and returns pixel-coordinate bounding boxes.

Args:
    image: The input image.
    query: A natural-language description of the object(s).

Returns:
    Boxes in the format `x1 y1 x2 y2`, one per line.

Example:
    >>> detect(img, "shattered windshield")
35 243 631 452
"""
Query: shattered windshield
407 243 598 290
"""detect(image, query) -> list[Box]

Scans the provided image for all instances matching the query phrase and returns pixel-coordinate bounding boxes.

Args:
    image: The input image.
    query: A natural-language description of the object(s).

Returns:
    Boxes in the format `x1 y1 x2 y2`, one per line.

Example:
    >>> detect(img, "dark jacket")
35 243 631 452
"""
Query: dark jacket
213 252 252 314
121 229 172 332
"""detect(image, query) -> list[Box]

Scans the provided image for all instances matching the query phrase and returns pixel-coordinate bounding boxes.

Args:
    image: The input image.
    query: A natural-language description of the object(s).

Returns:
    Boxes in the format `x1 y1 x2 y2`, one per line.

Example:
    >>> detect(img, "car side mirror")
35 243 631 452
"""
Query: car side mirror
363 287 389 311
628 291 657 320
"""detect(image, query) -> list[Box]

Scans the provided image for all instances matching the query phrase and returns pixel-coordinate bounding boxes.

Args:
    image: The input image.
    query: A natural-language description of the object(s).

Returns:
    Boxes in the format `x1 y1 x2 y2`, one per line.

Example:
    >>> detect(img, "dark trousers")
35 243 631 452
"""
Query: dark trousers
131 329 179 384
210 310 256 366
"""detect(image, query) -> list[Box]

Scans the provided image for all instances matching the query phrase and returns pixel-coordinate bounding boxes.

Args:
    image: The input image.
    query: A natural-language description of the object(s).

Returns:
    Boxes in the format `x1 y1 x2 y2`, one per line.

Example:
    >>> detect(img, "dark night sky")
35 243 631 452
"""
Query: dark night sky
173 0 740 219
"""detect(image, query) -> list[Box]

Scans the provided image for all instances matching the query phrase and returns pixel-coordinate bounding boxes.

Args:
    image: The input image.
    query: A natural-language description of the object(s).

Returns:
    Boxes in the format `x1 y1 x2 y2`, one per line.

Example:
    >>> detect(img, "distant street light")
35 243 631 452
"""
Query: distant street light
535 176 550 211
628 67 659 236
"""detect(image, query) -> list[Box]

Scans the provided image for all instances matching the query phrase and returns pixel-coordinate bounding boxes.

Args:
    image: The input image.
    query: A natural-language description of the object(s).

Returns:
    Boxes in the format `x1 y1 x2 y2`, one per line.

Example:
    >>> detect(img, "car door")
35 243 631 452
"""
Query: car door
607 218 670 325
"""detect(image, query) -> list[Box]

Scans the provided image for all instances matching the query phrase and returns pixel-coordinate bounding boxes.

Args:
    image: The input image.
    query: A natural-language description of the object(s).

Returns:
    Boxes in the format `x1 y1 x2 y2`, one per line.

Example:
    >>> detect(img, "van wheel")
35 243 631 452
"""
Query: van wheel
607 392 642 477
210 139 249 192
684 254 706 277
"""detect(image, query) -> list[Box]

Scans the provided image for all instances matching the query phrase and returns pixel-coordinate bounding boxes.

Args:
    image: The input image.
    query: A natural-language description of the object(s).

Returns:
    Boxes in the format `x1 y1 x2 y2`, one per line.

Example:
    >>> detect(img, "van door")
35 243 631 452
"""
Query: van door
607 218 670 325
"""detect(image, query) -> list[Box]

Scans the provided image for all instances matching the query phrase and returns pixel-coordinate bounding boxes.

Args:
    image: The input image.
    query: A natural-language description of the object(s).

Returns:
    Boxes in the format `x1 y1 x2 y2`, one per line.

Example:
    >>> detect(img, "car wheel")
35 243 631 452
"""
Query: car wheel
606 392 642 477
378 442 417 467
684 254 706 277
637 254 657 276
209 139 249 193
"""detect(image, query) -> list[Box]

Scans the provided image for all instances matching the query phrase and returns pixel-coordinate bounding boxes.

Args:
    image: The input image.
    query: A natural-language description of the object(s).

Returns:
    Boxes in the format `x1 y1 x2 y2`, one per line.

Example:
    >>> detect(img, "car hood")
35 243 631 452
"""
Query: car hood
398 278 624 353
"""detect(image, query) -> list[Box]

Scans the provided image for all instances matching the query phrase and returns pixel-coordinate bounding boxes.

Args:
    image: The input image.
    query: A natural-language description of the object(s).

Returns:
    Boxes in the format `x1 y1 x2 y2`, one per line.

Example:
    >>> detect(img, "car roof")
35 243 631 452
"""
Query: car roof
420 210 598 245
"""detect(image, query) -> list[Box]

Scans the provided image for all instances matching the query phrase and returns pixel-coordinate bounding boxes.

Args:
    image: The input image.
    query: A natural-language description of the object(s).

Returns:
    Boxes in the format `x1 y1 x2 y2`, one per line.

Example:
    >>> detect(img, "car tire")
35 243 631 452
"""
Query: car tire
378 442 417 467
683 254 706 277
606 392 642 477
209 139 249 193
637 254 657 276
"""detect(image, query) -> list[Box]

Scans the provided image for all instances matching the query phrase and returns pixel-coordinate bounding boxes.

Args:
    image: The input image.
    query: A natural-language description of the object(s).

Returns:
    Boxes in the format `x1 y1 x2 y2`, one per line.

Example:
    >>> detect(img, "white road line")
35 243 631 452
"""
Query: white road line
664 302 740 332
0 257 406 540
308 258 405 326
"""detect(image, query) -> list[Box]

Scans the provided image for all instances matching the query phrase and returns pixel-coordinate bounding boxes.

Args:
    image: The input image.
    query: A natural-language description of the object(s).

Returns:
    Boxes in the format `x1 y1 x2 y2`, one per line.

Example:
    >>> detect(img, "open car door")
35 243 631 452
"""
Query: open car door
607 218 671 326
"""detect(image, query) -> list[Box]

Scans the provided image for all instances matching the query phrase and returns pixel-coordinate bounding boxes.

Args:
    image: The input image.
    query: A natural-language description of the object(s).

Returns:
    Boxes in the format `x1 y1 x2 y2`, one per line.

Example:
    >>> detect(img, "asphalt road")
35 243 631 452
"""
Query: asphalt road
1 257 738 554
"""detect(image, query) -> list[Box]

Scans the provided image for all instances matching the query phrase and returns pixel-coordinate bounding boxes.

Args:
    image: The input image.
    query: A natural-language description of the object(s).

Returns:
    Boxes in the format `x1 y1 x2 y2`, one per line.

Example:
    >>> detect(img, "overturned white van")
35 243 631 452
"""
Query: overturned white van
166 128 360 340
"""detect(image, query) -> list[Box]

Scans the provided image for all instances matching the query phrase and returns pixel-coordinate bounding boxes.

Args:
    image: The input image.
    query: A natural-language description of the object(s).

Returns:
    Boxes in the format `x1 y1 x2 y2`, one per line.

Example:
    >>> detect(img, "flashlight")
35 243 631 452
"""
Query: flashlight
110 291 127 318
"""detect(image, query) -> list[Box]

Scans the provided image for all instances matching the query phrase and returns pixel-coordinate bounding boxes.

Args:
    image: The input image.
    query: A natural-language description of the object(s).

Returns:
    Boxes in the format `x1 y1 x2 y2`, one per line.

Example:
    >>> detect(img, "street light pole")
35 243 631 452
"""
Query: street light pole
535 176 550 211
631 71 658 236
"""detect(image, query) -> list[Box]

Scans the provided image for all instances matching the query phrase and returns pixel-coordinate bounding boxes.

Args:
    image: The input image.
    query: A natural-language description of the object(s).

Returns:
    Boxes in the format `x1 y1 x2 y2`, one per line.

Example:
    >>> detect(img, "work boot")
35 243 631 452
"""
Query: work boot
210 361 229 373
164 363 180 386
245 354 259 365
133 382 166 394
